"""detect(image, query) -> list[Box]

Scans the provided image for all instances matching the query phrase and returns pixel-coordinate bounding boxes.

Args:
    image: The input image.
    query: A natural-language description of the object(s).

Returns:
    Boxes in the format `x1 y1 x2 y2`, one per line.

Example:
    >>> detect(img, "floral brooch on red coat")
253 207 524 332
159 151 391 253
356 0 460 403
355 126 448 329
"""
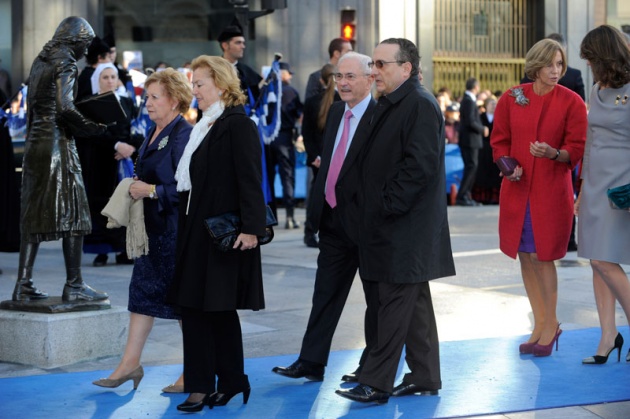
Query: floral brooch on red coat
509 87 529 107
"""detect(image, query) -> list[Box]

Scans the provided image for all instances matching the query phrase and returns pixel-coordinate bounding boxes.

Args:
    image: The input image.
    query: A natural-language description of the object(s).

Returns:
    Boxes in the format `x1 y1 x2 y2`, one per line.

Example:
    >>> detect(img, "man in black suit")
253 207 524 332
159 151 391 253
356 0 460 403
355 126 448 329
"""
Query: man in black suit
304 38 353 100
456 77 488 206
272 52 378 382
336 38 455 404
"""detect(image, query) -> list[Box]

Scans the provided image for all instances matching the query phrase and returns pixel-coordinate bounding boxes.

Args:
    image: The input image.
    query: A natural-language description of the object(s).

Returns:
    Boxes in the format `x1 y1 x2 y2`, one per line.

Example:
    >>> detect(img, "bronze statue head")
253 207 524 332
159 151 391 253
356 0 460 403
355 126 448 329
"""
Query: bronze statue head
52 16 95 59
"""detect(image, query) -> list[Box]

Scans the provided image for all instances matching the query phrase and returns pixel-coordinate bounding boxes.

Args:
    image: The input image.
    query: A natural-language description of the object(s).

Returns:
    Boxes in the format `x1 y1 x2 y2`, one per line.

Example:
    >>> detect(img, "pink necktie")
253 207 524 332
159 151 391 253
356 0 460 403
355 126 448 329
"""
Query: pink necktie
326 110 353 208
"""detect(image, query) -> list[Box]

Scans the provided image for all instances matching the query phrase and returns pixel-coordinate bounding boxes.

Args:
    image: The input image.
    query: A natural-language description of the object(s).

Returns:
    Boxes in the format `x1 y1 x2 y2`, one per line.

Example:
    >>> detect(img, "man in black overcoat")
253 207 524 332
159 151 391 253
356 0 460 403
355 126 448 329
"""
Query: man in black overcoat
336 39 455 404
272 52 378 382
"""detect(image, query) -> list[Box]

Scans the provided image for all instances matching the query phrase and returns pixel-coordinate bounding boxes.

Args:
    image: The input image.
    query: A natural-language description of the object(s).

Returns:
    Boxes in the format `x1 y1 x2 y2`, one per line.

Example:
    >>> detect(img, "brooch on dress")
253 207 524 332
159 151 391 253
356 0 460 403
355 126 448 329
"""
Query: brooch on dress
615 95 628 105
509 87 529 107
157 136 169 150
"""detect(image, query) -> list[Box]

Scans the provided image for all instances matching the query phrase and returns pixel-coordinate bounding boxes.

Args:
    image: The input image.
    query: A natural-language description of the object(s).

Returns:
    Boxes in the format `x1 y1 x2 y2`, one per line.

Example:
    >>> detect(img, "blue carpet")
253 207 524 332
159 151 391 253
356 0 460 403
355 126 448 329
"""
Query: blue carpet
1 328 629 418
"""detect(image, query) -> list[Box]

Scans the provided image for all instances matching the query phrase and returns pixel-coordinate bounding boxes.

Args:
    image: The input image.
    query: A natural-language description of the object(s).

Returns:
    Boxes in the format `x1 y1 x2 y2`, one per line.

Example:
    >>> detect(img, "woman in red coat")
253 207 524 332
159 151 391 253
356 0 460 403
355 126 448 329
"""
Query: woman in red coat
491 39 586 357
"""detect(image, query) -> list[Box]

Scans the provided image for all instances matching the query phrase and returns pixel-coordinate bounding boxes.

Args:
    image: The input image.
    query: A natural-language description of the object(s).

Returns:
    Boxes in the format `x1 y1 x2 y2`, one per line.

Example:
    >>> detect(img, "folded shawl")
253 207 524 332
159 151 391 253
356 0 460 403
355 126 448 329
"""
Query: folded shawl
101 178 149 258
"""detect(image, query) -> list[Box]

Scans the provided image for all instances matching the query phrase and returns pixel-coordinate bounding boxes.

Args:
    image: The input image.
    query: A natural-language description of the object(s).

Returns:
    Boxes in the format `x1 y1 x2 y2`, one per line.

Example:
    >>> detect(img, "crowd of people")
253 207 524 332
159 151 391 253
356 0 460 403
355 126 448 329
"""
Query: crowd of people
1 13 630 411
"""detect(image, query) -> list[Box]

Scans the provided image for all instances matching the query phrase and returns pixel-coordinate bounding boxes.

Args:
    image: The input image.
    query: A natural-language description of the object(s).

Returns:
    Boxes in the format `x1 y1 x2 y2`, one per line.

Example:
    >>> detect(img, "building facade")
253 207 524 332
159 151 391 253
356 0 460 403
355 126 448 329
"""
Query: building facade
1 0 624 101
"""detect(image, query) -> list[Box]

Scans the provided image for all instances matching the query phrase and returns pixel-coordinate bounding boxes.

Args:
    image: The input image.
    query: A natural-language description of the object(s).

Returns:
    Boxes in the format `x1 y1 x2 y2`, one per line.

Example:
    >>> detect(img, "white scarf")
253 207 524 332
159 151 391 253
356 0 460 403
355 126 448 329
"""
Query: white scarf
175 101 225 192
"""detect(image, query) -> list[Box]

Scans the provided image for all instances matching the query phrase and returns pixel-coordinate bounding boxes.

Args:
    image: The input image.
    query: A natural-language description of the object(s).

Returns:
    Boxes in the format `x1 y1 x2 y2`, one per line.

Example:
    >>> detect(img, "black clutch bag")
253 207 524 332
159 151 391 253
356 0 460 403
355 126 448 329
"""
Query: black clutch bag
204 206 278 252
607 183 630 210
495 156 519 176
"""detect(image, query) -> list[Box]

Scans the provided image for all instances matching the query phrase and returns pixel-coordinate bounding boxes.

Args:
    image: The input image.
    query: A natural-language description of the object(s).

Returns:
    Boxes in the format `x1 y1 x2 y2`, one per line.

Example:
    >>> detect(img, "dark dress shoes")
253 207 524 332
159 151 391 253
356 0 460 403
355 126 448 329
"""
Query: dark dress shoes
93 253 108 267
340 367 361 382
335 384 390 404
456 197 482 207
392 382 439 397
271 359 324 381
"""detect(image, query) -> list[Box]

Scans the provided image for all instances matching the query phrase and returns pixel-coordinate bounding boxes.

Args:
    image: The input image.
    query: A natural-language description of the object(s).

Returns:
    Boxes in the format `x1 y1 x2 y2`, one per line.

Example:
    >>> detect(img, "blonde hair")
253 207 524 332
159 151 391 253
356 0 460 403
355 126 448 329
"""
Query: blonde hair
190 55 247 107
524 39 567 81
144 68 193 114
317 64 336 131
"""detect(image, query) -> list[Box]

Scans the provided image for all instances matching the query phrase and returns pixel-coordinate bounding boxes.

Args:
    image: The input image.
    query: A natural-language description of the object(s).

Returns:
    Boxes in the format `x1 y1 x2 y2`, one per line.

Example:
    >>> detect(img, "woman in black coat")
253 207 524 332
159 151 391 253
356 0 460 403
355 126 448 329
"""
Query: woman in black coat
167 55 266 412
76 62 143 265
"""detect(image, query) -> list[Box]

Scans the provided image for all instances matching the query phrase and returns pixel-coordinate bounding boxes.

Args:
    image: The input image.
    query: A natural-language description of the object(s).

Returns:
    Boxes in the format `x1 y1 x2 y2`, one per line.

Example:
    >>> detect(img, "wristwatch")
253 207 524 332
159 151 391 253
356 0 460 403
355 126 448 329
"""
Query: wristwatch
149 184 156 199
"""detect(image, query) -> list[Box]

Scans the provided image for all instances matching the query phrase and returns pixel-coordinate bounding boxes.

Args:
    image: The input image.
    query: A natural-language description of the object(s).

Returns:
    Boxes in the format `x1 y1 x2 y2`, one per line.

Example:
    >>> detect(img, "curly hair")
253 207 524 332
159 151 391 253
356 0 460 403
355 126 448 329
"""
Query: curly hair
190 55 247 107
524 39 567 81
580 25 630 89
144 68 193 114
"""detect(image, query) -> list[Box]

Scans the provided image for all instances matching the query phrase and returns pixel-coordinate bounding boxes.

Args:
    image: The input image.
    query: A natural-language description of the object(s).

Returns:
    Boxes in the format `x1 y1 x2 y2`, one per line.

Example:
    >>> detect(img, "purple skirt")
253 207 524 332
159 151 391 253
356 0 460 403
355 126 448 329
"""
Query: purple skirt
518 203 536 253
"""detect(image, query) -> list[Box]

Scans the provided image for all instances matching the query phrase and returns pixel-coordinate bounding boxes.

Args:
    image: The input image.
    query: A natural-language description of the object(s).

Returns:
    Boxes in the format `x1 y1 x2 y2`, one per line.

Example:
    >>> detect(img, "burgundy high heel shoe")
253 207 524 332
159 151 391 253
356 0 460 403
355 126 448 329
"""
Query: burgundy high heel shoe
533 326 562 357
519 340 539 354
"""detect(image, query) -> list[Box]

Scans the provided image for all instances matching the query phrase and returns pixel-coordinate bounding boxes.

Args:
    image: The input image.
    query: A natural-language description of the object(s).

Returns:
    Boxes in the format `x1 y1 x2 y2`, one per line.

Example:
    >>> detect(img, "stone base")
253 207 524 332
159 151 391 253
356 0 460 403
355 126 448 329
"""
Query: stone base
0 305 128 369
0 297 111 313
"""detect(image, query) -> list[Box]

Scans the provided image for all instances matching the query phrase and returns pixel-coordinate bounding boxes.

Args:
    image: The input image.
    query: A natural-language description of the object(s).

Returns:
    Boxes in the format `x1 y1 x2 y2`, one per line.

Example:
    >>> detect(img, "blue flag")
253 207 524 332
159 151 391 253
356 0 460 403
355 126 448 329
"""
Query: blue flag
250 60 282 204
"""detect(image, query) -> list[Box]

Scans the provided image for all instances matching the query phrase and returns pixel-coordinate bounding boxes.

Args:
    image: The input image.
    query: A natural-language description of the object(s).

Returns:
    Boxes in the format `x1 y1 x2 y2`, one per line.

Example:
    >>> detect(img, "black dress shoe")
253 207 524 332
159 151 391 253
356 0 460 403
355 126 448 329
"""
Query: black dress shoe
341 367 361 382
392 382 439 397
335 384 390 404
93 254 108 267
272 359 324 381
455 198 474 206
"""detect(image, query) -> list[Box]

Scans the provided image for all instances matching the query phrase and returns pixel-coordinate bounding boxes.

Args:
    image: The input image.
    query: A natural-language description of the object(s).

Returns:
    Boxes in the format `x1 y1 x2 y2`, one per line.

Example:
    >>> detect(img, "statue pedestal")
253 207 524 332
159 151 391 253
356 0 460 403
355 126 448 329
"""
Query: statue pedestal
0 302 128 369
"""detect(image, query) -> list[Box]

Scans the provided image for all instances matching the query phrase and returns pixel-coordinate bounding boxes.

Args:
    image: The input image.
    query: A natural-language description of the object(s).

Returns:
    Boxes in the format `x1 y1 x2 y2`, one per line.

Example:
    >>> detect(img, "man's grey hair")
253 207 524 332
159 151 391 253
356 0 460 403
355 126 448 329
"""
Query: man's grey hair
337 51 372 75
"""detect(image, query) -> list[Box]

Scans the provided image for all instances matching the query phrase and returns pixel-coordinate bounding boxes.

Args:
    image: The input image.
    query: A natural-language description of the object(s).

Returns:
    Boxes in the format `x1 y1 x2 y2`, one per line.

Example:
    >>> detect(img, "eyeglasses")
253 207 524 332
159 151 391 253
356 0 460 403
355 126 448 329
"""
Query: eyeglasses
334 73 368 82
368 60 405 69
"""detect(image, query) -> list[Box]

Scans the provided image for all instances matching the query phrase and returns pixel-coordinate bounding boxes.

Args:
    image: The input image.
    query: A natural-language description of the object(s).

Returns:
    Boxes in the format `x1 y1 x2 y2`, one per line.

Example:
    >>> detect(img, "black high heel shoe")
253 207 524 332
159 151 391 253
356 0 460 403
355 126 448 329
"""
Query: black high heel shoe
583 333 624 364
208 387 251 407
176 393 213 412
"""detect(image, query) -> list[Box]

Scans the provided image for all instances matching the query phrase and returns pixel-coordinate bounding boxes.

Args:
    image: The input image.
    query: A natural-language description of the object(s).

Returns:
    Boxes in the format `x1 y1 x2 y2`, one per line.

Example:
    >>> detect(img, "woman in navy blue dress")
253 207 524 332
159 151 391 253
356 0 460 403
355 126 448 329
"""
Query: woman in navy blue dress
93 68 192 390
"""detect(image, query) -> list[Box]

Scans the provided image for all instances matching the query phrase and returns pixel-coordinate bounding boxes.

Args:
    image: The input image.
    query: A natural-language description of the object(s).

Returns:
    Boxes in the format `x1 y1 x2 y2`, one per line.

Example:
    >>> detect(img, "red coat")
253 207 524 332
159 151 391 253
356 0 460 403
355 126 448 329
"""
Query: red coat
491 84 586 260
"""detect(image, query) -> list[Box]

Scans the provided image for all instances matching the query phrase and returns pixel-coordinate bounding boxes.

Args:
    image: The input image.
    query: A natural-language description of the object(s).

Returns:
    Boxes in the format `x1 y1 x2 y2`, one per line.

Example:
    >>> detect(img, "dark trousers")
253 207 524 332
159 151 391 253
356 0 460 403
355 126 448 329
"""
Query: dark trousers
181 308 249 394
270 131 296 209
457 146 479 200
304 166 319 236
299 203 378 366
359 281 441 393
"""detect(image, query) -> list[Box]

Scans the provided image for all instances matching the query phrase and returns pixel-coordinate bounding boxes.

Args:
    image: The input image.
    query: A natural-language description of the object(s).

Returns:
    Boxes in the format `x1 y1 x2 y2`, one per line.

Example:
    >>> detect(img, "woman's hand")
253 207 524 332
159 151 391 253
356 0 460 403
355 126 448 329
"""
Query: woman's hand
500 165 523 182
233 233 258 251
129 180 153 200
114 142 136 160
530 141 555 159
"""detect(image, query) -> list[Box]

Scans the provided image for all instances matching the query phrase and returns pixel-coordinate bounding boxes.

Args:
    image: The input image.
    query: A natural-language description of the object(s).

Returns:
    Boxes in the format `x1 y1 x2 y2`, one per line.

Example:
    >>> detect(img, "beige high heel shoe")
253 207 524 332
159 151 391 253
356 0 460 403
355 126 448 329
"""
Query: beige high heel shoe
161 383 184 393
93 365 144 390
